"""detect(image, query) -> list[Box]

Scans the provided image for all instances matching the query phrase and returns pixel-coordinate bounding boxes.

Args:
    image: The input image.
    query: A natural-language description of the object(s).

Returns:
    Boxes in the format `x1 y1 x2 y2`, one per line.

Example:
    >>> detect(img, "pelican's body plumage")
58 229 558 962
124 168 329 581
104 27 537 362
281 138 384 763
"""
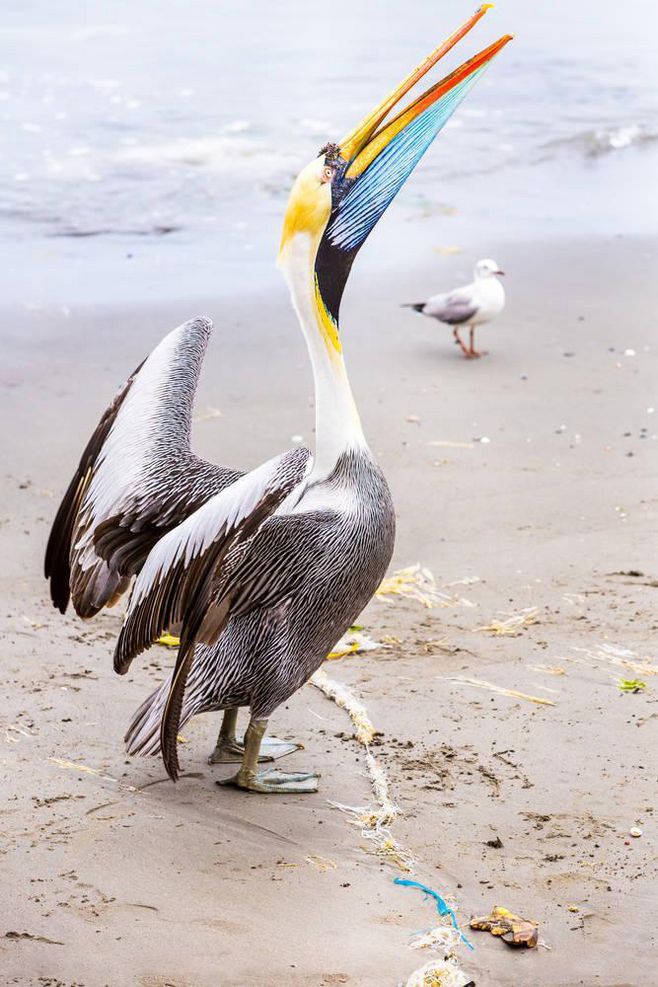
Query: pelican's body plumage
45 7 510 793
126 445 395 756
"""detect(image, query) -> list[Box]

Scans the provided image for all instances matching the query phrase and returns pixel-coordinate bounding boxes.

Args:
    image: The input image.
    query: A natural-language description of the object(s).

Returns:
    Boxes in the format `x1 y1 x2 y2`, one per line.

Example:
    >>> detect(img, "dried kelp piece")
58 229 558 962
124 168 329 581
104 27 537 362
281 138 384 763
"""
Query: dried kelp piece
470 905 539 948
305 855 337 872
5 930 64 946
571 643 657 677
377 564 474 609
442 676 556 707
476 607 540 636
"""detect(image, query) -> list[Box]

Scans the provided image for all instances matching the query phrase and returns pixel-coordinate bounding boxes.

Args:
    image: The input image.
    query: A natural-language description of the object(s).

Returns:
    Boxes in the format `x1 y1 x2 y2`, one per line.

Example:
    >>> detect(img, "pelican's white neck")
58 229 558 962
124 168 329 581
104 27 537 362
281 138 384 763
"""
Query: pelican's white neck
279 233 367 479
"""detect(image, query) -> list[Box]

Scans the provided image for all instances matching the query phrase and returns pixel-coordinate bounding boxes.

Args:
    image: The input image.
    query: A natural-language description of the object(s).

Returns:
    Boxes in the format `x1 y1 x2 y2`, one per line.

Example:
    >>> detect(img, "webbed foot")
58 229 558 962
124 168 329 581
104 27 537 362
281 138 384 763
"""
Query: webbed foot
208 736 246 764
218 769 320 794
208 735 301 765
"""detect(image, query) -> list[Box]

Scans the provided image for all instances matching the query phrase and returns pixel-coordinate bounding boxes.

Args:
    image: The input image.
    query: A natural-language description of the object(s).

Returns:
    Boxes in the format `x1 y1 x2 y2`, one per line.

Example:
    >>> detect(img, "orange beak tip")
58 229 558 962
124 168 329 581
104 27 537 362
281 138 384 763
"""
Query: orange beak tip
480 3 495 11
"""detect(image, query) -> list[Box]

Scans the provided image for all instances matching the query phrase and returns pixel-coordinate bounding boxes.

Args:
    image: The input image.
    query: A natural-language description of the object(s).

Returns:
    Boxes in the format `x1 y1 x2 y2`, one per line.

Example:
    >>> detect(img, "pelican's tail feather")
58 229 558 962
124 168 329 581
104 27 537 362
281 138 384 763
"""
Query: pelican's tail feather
125 679 173 756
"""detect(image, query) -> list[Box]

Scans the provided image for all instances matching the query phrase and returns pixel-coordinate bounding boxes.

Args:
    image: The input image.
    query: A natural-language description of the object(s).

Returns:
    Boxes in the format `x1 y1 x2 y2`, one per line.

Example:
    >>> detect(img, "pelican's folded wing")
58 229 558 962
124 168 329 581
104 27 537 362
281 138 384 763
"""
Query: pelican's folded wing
44 317 241 618
113 446 311 779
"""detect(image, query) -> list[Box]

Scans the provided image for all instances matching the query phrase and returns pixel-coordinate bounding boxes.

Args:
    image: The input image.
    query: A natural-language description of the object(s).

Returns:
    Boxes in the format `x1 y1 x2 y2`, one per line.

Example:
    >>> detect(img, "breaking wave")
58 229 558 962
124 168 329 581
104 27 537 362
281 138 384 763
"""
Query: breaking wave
544 124 658 158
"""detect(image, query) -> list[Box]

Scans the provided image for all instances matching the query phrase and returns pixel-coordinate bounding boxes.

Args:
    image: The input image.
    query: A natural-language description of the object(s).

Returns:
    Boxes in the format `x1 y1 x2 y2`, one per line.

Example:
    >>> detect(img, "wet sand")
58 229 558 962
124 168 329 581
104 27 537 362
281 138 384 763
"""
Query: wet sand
1 235 656 986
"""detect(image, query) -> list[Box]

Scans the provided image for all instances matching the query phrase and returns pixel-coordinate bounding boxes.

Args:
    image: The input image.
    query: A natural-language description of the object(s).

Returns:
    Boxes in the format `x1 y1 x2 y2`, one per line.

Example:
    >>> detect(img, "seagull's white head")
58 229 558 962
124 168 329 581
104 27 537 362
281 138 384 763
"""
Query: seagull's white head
475 258 505 279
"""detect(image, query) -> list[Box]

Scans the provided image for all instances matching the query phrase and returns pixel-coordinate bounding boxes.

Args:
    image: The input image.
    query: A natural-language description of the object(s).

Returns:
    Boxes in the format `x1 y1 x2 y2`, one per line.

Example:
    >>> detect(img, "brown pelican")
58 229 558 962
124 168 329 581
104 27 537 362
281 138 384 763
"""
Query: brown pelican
404 258 506 357
45 8 511 793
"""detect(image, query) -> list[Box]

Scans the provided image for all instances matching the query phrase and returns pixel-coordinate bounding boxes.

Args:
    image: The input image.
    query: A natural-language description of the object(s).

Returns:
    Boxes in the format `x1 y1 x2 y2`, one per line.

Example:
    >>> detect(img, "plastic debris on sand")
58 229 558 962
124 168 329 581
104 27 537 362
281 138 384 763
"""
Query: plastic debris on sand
618 678 647 693
309 668 410 869
404 958 474 987
394 879 473 951
156 632 181 648
310 668 378 746
470 905 539 948
311 669 472 984
327 627 383 661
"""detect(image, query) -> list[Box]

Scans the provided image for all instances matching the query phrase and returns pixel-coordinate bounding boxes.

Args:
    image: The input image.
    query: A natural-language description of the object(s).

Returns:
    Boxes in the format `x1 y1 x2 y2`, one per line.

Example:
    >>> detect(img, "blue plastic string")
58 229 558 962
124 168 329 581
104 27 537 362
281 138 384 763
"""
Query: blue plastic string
393 877 474 950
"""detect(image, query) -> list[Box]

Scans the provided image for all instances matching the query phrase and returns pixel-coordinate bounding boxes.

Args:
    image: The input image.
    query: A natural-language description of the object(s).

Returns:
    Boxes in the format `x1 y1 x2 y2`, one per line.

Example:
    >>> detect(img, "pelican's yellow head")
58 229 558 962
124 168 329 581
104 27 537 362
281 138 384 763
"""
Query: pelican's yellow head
277 6 511 353
278 156 336 260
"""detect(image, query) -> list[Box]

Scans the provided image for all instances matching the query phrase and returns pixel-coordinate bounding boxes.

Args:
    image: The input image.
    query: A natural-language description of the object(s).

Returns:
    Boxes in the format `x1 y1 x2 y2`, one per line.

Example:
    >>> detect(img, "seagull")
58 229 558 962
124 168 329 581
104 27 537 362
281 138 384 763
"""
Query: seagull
404 258 505 358
44 8 511 794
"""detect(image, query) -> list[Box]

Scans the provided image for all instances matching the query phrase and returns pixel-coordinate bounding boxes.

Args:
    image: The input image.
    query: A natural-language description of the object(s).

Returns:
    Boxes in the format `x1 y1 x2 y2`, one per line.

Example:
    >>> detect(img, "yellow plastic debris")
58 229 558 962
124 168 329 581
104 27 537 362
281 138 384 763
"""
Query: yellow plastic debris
156 633 181 648
618 678 647 693
327 628 382 661
470 905 539 948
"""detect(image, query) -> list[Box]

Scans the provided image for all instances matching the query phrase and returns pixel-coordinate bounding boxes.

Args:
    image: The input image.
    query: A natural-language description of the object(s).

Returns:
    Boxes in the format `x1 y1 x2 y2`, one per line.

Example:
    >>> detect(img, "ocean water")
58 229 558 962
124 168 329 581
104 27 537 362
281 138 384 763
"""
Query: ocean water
1 0 657 305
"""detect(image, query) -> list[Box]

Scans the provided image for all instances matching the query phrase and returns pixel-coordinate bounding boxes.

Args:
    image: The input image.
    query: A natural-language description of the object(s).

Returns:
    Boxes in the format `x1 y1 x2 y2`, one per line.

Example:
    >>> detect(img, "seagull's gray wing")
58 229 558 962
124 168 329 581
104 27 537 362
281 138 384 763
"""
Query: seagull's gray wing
45 317 241 618
423 287 479 325
112 447 312 779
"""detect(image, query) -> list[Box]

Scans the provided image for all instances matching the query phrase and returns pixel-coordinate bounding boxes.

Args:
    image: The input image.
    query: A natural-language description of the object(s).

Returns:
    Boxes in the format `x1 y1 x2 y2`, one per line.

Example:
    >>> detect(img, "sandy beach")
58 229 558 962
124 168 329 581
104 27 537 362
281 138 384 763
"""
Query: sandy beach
1 234 656 986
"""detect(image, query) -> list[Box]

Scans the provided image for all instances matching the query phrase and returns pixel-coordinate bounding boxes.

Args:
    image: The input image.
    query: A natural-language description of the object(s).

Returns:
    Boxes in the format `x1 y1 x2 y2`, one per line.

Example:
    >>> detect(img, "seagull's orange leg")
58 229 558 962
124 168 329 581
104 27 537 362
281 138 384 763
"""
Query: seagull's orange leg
468 326 487 358
453 326 471 358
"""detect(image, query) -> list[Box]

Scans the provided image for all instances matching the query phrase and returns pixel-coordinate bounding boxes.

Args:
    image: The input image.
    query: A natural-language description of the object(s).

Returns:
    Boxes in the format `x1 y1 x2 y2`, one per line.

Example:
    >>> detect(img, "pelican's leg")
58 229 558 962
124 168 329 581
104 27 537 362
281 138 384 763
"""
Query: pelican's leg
207 708 243 763
219 717 319 794
453 326 471 357
208 707 302 764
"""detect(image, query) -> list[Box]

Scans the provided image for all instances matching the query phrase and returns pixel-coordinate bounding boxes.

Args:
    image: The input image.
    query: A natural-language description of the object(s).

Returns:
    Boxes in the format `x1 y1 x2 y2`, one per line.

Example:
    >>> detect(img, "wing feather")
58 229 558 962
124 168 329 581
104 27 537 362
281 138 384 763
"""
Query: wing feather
45 317 242 618
112 446 311 781
114 447 310 675
44 370 141 614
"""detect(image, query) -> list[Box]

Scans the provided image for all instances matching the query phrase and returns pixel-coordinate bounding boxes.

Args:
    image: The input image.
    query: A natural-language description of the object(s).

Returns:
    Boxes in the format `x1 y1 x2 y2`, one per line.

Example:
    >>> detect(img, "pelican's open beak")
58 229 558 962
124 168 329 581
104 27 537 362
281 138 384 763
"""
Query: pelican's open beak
323 6 512 255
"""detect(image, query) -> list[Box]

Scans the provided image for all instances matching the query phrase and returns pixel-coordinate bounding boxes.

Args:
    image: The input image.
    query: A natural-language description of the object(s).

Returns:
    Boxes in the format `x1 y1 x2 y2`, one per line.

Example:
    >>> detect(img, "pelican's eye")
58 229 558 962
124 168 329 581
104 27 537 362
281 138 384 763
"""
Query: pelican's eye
321 164 335 184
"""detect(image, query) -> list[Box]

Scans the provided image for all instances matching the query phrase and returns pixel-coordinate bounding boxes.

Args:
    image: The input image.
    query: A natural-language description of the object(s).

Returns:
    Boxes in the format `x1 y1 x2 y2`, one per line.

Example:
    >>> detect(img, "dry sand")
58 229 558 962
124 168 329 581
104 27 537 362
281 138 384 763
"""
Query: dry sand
1 236 657 986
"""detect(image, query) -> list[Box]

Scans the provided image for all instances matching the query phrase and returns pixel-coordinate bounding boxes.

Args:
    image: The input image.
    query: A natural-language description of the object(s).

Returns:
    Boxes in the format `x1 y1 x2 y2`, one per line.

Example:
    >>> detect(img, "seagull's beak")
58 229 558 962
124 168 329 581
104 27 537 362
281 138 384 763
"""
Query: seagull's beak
495 269 505 276
324 6 513 254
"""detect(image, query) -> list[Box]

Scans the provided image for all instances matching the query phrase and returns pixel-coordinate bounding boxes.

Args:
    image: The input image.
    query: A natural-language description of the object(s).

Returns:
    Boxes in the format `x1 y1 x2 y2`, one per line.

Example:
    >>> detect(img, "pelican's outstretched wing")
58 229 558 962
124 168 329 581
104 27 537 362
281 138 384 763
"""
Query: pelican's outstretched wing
44 317 241 618
113 446 312 779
